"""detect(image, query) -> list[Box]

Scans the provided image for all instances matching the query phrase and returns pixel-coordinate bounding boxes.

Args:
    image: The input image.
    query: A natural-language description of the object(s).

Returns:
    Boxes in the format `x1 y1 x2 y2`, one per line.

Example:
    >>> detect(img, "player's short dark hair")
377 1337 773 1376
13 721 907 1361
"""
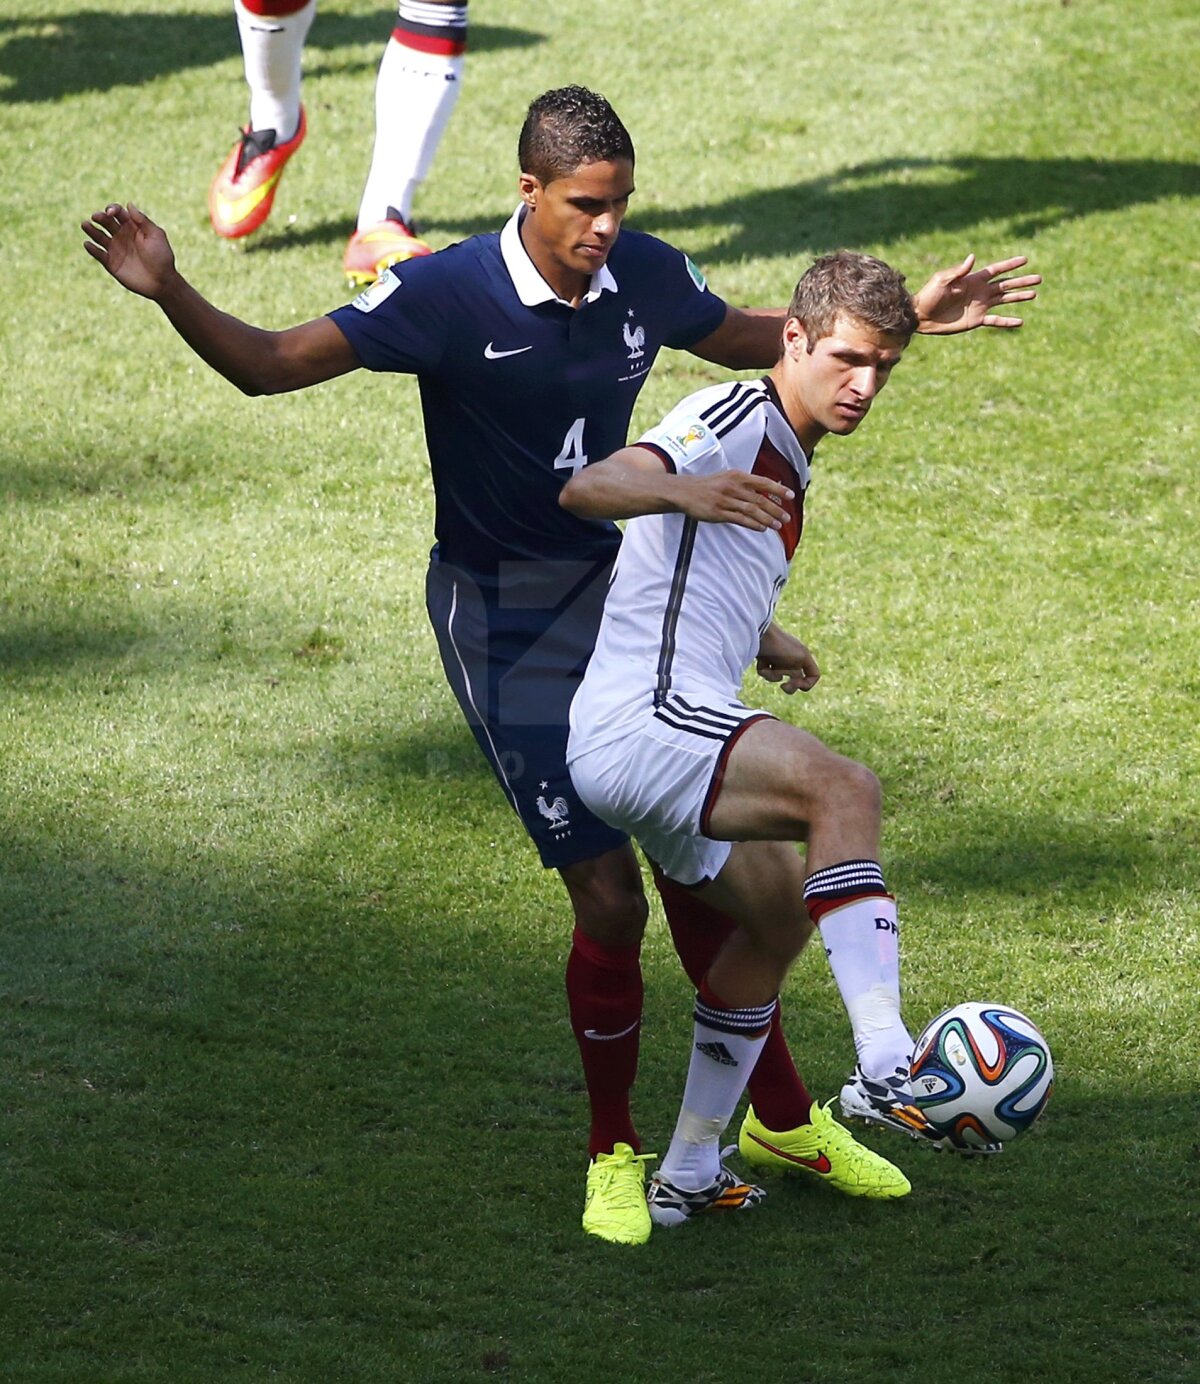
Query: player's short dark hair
789 251 918 349
518 86 635 184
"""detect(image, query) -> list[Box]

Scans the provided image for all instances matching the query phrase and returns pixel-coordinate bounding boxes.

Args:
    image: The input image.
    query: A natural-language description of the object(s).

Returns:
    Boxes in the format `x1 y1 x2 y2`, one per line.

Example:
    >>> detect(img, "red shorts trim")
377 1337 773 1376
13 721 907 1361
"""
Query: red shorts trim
698 713 773 837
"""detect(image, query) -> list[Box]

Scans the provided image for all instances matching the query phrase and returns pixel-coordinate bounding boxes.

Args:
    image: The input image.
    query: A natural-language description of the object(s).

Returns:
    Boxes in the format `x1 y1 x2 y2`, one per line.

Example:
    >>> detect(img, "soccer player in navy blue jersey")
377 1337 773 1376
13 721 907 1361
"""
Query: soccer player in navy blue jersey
83 85 1039 1245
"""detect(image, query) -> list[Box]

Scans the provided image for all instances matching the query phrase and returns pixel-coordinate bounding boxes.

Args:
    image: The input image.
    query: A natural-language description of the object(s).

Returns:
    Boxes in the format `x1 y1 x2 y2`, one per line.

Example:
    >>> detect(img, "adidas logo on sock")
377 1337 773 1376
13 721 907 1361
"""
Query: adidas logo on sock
694 1041 737 1066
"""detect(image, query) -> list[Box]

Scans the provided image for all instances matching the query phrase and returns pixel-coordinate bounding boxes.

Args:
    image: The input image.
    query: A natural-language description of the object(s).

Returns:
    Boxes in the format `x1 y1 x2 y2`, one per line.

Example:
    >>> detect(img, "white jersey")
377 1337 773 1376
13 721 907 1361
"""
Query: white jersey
568 378 810 760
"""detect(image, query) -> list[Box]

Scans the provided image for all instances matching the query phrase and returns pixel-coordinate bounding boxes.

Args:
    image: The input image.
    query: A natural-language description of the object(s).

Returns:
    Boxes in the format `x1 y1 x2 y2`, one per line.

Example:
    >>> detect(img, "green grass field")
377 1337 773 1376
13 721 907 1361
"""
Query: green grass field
2 0 1198 1378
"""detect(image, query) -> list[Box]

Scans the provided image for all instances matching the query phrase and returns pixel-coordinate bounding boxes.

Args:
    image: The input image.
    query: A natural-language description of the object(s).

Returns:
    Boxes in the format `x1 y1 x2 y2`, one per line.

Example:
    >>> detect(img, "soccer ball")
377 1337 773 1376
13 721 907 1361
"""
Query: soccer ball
911 1002 1054 1148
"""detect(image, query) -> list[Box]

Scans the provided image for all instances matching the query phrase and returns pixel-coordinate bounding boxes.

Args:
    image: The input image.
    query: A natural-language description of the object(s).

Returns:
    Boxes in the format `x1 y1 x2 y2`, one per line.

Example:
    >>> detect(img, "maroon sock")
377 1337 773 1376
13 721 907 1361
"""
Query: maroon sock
655 871 814 1130
565 926 643 1158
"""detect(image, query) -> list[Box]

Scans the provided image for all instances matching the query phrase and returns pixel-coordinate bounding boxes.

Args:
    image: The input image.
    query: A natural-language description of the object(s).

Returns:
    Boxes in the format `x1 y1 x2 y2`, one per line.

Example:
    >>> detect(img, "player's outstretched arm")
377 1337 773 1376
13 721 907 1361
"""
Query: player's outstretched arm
560 446 793 531
912 253 1041 334
687 306 786 371
82 202 359 395
756 621 820 694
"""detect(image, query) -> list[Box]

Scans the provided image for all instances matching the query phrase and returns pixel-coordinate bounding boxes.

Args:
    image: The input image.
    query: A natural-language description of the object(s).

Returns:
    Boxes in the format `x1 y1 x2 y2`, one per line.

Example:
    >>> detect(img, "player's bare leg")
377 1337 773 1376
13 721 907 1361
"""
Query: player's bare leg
689 841 812 1005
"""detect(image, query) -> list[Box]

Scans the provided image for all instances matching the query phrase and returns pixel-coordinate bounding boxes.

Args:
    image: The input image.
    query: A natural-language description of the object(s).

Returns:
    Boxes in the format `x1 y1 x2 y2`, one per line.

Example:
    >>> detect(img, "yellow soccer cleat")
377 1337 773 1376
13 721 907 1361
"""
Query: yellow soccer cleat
738 1100 912 1198
582 1143 656 1245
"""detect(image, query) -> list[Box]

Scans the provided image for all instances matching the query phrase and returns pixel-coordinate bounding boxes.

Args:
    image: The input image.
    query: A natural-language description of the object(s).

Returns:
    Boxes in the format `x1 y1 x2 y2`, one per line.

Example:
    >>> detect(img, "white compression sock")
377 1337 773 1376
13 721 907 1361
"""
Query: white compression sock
356 3 467 227
235 0 314 140
805 861 914 1080
660 993 775 1191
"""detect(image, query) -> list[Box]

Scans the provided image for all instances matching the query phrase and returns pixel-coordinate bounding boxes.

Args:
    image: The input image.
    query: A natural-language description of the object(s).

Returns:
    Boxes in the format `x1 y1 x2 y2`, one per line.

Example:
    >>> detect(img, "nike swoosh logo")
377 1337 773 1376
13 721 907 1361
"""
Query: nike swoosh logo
484 342 533 359
583 1021 639 1041
747 1132 832 1174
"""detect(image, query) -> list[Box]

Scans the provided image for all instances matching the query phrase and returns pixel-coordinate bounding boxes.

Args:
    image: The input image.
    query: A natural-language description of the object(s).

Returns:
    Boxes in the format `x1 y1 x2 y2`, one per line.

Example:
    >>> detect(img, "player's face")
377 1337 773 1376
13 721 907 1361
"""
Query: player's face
518 158 635 302
783 314 906 448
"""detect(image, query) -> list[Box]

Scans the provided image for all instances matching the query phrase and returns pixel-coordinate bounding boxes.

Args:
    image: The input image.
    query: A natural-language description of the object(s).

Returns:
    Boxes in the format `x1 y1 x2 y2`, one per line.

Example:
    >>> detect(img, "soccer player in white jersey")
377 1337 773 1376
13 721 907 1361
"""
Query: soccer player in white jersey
84 87 1033 1244
209 0 466 284
564 251 989 1224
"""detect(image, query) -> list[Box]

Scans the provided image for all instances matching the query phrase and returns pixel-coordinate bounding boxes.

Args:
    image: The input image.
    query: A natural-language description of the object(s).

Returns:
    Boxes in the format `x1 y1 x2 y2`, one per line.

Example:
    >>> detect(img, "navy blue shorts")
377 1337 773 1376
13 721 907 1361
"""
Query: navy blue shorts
425 552 629 870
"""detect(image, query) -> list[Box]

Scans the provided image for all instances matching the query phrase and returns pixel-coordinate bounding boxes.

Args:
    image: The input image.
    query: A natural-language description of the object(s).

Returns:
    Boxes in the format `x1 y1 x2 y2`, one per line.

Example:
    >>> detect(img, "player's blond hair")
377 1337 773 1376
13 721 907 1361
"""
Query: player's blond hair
789 251 918 349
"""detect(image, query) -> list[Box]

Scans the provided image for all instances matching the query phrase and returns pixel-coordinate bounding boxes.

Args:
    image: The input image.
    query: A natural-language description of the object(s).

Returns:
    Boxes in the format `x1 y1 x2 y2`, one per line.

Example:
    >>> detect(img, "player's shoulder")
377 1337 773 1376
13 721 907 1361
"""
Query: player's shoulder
670 377 771 437
642 379 766 472
611 226 709 287
402 229 501 284
340 230 499 318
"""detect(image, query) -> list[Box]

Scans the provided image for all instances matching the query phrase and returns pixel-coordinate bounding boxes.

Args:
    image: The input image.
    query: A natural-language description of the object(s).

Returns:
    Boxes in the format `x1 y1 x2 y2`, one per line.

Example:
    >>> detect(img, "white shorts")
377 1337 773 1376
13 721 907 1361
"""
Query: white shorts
568 689 774 886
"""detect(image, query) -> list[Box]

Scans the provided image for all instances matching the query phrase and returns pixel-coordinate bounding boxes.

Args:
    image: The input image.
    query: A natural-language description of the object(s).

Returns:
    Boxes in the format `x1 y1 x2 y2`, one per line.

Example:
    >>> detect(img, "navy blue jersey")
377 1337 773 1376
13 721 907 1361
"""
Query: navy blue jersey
329 208 727 576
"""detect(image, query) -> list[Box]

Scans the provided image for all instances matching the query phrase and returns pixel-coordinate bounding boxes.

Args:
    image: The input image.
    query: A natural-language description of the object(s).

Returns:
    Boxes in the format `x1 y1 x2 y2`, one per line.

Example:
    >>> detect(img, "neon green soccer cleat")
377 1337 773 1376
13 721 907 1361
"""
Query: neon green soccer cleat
738 1100 912 1199
582 1143 656 1245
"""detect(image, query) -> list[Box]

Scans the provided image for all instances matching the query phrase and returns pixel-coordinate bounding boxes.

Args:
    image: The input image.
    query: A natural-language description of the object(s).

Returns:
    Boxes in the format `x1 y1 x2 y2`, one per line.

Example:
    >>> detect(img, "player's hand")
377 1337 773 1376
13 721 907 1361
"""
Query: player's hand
82 202 177 300
912 253 1041 334
756 623 820 693
677 472 794 531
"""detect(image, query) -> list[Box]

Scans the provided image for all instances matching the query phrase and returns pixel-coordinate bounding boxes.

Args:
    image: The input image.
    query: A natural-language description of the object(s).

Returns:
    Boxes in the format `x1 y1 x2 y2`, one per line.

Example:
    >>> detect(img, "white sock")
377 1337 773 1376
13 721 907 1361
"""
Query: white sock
235 0 314 140
660 993 775 1191
356 8 466 228
805 861 913 1080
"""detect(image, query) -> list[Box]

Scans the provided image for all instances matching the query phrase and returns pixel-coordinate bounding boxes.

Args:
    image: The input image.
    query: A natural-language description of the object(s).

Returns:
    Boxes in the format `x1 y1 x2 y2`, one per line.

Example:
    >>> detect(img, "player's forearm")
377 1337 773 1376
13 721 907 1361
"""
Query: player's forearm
152 273 306 395
559 453 682 520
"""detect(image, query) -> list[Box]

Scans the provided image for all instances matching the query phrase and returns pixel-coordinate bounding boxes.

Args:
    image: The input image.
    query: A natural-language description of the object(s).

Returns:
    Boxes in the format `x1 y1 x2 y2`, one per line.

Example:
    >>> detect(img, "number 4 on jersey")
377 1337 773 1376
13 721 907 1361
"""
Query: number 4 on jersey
553 417 589 476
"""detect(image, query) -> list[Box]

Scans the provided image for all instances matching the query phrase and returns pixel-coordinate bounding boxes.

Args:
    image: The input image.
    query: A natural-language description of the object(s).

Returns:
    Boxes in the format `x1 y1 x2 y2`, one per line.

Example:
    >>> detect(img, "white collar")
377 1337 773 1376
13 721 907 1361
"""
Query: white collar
499 205 619 307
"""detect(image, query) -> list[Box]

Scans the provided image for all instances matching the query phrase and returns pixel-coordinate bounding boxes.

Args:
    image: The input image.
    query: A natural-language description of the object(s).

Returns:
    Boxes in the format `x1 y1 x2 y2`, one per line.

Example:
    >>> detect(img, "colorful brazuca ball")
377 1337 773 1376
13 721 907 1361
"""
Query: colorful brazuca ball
911 1002 1054 1148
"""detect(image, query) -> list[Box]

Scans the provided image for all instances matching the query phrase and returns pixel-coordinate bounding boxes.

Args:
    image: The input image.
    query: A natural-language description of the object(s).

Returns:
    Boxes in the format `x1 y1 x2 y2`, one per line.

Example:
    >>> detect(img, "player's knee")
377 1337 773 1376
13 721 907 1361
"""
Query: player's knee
778 749 880 834
562 847 649 945
840 758 882 820
572 878 649 947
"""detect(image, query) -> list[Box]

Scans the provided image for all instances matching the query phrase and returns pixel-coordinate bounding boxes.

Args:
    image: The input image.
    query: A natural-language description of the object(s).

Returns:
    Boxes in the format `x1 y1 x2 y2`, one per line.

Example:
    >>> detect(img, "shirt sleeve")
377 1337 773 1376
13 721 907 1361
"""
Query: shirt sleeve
636 399 727 478
326 251 453 374
653 241 728 351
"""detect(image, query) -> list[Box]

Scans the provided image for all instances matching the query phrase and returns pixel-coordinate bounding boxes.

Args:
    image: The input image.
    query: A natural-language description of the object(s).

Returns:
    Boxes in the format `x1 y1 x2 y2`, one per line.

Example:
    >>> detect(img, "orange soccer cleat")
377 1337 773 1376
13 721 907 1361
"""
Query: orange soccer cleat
208 107 307 239
343 211 432 287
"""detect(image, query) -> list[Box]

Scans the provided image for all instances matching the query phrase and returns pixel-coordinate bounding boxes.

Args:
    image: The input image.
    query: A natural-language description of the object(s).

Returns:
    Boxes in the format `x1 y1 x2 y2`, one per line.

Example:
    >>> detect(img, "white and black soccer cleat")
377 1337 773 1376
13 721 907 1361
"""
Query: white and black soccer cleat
646 1164 766 1227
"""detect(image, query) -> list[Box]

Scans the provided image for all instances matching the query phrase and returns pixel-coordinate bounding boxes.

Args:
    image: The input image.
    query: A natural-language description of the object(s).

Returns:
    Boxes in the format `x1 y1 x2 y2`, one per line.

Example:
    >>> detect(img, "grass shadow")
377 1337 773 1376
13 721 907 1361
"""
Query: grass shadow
0 13 542 105
628 155 1200 265
1 818 1194 1377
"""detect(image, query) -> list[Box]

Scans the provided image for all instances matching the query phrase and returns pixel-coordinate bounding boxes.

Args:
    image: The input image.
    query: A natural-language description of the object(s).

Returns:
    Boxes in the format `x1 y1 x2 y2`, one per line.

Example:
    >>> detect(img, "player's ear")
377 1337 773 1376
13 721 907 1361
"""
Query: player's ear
783 317 808 359
518 173 542 210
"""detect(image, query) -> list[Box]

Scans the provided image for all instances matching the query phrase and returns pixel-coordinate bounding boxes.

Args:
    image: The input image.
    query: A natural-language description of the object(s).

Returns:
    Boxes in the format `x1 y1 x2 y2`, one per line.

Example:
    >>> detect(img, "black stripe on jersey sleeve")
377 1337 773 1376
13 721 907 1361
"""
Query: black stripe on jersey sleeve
697 382 745 427
711 390 768 440
701 381 766 435
653 518 698 706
